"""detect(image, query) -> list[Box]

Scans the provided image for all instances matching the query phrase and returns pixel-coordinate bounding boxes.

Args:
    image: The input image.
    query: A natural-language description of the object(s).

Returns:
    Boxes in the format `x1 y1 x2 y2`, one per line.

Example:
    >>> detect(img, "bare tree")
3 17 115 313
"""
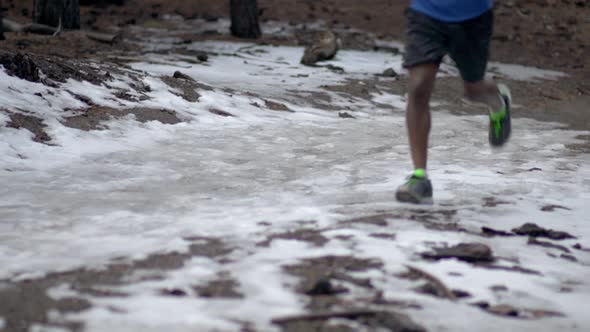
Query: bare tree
230 0 261 39
33 0 80 29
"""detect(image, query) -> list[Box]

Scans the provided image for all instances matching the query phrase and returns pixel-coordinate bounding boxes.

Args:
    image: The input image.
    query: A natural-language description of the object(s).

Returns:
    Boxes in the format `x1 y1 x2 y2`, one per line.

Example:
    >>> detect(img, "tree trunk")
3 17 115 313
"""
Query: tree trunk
79 0 125 5
33 0 80 29
230 0 261 39
0 0 5 40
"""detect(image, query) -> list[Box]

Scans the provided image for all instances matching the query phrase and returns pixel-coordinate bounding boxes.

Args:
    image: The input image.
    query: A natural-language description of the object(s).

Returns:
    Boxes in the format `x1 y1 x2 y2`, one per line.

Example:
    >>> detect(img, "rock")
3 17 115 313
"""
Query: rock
402 265 456 300
414 282 445 298
529 309 565 318
422 243 495 263
173 70 194 81
527 237 571 252
324 64 345 72
194 279 243 298
305 278 347 296
338 112 356 119
301 30 340 66
487 304 519 317
512 223 576 240
482 197 511 207
451 289 472 298
273 310 426 332
490 285 509 292
379 68 399 78
0 53 40 82
414 282 470 299
264 99 293 112
560 254 577 262
6 112 51 143
573 243 590 252
209 109 234 117
63 107 182 131
160 288 187 297
480 264 541 275
160 76 201 102
540 204 571 212
471 301 490 309
481 226 513 237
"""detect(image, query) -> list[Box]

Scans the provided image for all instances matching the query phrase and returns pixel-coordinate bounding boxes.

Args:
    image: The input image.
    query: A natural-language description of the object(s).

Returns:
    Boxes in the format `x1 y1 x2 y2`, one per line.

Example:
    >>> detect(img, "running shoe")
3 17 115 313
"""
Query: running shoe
489 84 512 147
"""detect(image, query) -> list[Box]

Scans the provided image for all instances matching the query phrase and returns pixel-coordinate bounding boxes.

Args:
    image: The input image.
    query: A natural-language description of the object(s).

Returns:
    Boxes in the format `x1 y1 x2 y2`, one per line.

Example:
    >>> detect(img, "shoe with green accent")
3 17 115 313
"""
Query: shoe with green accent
396 170 433 205
489 84 512 147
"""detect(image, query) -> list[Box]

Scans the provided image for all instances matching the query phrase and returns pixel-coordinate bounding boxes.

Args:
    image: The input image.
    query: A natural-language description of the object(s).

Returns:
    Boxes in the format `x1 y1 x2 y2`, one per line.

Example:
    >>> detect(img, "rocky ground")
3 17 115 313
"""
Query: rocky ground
0 1 589 332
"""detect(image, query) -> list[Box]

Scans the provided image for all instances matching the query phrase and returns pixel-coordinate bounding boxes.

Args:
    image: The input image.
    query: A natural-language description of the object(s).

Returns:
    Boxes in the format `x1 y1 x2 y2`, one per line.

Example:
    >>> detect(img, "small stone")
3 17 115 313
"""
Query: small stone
422 243 495 263
560 254 578 262
512 223 575 240
490 285 509 292
540 204 571 212
488 304 519 317
451 289 472 298
338 112 356 119
414 282 443 298
572 243 590 252
160 288 187 297
380 68 398 78
305 278 347 296
471 301 490 309
481 226 513 237
527 237 571 252
264 100 293 112
209 109 234 117
528 309 565 318
173 71 194 81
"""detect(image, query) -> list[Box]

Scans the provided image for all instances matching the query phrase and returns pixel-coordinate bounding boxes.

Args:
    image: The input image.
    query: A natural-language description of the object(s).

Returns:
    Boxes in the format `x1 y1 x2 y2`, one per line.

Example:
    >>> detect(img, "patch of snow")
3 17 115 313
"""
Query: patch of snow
0 39 588 332
132 41 403 98
47 283 83 300
28 325 71 332
372 92 407 110
487 62 568 82
374 39 405 51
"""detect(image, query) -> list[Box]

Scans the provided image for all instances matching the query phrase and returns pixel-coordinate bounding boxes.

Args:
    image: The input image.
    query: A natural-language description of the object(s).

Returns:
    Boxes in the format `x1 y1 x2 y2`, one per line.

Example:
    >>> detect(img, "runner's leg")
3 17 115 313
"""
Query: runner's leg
406 63 439 171
463 80 503 111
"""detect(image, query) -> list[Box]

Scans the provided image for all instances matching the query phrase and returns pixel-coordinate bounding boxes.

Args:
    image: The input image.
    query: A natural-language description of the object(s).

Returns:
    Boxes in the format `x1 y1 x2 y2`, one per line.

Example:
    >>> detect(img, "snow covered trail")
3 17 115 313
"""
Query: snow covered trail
1 40 589 332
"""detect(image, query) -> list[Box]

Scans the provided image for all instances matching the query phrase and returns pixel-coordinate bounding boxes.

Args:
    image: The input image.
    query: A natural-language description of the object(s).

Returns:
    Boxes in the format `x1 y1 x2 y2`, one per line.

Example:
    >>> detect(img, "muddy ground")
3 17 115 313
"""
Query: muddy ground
0 1 589 332
1 0 589 130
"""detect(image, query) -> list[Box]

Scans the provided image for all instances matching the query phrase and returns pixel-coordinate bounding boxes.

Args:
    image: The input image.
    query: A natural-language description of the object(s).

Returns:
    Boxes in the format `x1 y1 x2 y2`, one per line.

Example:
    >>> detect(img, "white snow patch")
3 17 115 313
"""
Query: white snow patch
488 62 568 82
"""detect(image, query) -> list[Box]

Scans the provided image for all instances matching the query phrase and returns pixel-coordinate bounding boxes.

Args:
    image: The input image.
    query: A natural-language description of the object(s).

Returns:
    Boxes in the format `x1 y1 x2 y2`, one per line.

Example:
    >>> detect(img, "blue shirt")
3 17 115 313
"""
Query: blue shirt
411 0 493 22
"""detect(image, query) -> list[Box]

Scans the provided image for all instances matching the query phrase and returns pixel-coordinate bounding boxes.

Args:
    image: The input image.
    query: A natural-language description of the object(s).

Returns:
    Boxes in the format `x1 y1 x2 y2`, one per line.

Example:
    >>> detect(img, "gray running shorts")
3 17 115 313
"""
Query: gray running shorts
403 8 494 82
